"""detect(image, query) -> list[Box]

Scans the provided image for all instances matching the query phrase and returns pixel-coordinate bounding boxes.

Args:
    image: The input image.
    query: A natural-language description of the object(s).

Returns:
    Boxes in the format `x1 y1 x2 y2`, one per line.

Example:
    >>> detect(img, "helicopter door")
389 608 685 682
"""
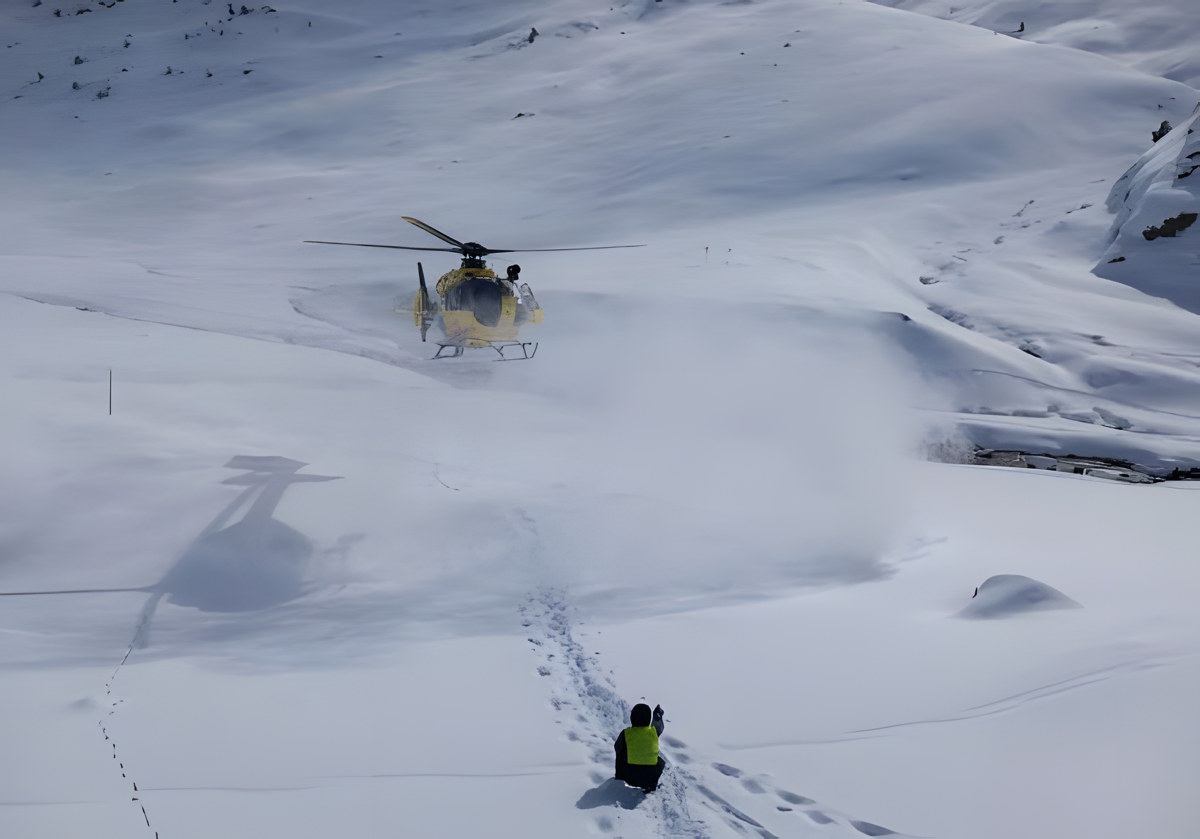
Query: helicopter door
515 282 543 326
452 278 503 327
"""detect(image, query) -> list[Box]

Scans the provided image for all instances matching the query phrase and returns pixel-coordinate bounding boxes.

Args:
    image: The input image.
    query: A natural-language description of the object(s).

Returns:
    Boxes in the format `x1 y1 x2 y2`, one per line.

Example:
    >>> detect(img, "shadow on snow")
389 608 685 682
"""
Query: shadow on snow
576 777 645 811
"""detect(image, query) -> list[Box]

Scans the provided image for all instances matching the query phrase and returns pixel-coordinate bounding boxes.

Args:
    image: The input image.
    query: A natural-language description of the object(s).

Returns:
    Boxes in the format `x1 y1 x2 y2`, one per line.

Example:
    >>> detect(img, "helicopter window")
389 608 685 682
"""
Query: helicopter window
447 278 503 327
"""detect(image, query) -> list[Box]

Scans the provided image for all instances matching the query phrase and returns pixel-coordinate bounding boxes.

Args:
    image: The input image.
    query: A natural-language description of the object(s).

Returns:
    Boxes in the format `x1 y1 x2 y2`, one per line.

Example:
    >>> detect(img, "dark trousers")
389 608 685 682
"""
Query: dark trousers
617 757 665 792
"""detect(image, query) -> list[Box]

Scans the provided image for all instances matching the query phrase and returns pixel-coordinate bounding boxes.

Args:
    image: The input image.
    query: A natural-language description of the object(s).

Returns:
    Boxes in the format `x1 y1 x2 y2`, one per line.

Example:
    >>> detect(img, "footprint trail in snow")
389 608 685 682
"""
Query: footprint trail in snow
521 587 912 838
521 588 707 837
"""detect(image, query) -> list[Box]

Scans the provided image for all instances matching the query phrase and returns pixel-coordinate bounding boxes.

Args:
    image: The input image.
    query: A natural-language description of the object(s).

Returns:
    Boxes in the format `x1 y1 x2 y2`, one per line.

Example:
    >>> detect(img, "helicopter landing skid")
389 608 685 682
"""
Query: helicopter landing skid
493 341 538 361
429 341 538 361
431 344 466 359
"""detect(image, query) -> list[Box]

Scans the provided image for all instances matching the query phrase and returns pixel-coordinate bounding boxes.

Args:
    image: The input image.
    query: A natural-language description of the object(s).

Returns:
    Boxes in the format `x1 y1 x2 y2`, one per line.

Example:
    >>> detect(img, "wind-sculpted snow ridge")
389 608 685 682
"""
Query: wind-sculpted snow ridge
522 588 910 838
1095 105 1200 314
868 0 1200 86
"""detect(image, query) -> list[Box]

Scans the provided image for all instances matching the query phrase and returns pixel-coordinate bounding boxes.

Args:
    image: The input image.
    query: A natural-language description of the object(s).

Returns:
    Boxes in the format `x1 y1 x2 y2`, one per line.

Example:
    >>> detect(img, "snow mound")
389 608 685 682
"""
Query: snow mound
1094 105 1200 314
956 574 1081 619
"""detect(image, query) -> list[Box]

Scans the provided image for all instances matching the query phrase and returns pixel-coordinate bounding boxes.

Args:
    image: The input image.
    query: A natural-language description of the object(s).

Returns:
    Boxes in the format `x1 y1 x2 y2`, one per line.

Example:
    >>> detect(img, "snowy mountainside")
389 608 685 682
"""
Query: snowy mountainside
1095 104 1200 313
869 0 1200 86
2 2 1200 839
4 0 1200 472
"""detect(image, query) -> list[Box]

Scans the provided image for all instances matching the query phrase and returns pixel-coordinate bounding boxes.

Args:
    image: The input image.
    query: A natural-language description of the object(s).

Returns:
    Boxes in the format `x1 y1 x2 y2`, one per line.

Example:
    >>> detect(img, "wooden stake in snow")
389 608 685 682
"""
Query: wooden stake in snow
109 369 112 416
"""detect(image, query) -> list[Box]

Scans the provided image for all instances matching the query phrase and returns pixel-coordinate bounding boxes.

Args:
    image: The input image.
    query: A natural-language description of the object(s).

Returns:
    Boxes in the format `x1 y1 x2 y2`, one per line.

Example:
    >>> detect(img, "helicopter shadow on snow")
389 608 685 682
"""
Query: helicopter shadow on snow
126 465 542 659
134 456 343 647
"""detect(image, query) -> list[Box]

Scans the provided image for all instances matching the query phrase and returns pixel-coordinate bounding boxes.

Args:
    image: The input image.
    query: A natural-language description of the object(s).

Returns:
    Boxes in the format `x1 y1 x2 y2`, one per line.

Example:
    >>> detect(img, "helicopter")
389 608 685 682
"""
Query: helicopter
306 216 643 360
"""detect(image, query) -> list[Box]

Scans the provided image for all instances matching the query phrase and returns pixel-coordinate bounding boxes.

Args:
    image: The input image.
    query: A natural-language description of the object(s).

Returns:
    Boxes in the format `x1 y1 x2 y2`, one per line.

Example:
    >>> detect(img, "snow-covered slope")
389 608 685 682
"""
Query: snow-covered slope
870 0 1200 86
1 2 1198 839
4 0 1200 470
1095 105 1200 312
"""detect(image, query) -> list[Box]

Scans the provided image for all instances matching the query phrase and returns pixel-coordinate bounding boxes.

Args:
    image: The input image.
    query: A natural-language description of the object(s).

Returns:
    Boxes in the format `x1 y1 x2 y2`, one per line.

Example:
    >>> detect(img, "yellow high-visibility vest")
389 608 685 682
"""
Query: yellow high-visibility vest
624 726 659 766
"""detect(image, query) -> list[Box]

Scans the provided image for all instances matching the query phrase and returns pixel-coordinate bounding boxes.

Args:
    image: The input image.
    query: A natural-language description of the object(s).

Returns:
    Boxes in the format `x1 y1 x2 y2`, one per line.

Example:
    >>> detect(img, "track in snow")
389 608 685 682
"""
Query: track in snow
520 588 708 837
520 586 911 839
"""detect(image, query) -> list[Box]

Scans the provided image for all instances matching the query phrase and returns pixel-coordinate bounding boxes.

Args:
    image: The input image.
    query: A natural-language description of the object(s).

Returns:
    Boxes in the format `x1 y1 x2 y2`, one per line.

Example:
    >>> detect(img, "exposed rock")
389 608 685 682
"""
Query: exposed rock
1179 152 1199 180
973 449 1165 483
1142 211 1197 240
1094 104 1200 313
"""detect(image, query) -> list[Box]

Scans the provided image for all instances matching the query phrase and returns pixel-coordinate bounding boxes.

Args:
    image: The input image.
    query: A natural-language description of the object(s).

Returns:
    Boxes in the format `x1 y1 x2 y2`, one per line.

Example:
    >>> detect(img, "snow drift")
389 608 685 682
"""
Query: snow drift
957 573 1082 619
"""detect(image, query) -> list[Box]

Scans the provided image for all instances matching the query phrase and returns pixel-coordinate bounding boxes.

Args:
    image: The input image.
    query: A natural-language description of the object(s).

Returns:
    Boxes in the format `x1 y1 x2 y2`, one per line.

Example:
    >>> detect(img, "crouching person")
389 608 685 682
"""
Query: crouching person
614 702 666 792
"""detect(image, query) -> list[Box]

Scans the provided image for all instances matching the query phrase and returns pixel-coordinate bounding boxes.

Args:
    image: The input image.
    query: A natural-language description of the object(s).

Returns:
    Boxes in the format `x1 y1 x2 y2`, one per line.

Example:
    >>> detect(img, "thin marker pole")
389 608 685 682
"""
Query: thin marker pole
109 369 112 416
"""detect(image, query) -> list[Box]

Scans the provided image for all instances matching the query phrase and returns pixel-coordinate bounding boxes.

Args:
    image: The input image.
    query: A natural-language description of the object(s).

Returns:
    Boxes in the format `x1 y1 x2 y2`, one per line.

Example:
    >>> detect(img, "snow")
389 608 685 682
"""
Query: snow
1095 105 1200 314
870 0 1200 87
2 1 1199 838
956 574 1081 618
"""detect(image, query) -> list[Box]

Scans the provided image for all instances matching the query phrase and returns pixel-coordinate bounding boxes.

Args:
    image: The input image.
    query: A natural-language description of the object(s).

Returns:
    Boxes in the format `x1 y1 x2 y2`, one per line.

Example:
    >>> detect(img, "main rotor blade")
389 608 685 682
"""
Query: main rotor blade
304 240 462 253
402 216 466 249
482 245 646 254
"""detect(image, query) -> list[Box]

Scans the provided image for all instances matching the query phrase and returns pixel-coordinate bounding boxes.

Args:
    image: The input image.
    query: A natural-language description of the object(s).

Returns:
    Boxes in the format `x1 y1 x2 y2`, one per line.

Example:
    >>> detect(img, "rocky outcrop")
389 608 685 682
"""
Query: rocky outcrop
1094 104 1200 314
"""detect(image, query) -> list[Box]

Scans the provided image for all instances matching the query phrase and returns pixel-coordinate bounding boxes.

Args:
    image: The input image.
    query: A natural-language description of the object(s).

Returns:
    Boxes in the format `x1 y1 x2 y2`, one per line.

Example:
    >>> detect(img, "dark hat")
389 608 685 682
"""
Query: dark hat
630 703 652 727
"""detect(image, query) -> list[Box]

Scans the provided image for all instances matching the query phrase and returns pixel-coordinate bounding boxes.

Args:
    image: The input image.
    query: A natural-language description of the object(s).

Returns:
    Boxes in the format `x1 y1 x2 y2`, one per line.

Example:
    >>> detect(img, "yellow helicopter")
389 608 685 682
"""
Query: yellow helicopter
306 216 643 360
